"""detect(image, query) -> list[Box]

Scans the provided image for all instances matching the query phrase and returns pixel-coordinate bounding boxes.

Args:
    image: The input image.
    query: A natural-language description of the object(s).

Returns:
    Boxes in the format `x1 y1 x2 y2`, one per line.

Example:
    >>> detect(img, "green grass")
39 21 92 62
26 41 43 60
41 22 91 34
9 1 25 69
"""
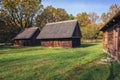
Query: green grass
0 43 120 80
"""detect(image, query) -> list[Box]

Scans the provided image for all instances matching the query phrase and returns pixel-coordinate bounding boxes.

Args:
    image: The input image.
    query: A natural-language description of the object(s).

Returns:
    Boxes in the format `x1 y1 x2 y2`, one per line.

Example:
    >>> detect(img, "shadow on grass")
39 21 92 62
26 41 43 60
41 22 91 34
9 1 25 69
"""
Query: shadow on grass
0 45 21 50
0 45 42 50
80 43 97 48
107 62 115 80
107 62 120 80
0 54 44 67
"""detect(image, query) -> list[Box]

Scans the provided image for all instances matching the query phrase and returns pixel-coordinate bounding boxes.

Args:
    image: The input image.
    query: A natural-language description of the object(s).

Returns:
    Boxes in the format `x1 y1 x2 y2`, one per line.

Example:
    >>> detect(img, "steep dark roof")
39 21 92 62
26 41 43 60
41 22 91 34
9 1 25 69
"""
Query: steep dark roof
14 27 39 39
100 11 120 31
37 20 81 39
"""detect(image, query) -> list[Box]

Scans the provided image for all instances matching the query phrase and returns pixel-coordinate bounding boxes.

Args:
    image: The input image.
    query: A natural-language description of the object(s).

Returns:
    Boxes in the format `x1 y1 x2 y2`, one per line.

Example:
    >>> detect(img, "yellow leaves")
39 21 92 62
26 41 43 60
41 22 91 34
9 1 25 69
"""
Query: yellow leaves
0 11 6 15
1 0 42 28
2 0 40 9
75 12 90 27
2 0 40 14
4 0 16 5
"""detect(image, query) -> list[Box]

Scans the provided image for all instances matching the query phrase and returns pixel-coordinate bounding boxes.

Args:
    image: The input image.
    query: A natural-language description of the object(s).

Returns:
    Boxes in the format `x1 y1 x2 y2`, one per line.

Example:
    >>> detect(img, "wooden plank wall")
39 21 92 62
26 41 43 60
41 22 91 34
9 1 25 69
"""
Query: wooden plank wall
107 27 115 56
103 31 108 51
41 39 72 48
14 40 31 46
116 26 120 61
103 25 120 62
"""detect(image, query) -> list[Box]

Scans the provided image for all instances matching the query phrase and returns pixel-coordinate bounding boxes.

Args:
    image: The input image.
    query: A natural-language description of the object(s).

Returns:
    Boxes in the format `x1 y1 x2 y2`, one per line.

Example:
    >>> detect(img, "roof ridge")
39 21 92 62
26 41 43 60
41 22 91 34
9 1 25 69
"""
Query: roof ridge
46 20 77 25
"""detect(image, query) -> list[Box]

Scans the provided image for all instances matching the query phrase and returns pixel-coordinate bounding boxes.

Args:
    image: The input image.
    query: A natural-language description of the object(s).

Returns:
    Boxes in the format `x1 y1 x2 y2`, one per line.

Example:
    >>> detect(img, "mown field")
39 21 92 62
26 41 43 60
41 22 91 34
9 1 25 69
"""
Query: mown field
0 43 120 80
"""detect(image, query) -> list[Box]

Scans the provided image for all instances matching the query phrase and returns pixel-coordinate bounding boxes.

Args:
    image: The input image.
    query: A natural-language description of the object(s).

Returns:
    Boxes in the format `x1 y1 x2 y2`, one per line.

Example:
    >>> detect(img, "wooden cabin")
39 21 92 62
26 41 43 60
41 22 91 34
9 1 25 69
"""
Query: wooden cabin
37 20 82 48
100 12 120 62
14 27 40 46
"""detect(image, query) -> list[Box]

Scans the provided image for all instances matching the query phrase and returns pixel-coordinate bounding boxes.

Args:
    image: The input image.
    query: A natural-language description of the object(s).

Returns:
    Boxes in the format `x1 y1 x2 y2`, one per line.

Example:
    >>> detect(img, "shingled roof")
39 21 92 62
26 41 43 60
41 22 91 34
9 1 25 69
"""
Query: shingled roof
14 27 39 39
100 11 120 31
37 20 81 39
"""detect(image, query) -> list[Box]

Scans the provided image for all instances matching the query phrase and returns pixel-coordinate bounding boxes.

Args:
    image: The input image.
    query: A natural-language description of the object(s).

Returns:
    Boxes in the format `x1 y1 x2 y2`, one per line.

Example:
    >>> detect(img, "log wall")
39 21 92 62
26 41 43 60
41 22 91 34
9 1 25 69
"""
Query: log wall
41 38 81 48
41 39 72 48
103 24 120 61
14 40 31 46
14 39 40 46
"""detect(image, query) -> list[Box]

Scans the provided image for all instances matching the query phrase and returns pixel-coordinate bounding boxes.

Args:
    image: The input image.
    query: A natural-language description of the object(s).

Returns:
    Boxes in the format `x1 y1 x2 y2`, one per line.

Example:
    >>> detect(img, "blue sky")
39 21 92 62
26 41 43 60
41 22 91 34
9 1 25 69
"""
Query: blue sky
42 0 120 16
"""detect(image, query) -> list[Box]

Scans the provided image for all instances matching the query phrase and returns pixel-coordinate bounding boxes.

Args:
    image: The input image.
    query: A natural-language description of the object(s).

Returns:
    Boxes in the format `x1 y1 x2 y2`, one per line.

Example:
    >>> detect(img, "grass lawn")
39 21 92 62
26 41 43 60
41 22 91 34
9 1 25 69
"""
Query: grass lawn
0 43 120 80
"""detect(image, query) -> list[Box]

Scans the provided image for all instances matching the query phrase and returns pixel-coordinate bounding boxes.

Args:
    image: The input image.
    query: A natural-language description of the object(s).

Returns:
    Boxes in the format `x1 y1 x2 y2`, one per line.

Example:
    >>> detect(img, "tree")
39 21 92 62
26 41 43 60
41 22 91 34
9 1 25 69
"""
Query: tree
1 0 43 30
36 6 70 30
108 4 120 20
35 6 56 30
81 23 100 40
55 8 68 21
101 12 111 24
75 12 90 27
109 4 120 15
67 14 74 20
101 4 120 24
0 0 43 42
88 12 99 24
75 12 101 40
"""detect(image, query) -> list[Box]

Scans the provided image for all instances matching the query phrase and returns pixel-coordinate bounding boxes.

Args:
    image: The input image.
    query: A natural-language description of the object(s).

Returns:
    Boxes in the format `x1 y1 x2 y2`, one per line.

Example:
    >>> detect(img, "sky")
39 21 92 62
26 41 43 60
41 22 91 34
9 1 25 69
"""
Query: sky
42 0 120 16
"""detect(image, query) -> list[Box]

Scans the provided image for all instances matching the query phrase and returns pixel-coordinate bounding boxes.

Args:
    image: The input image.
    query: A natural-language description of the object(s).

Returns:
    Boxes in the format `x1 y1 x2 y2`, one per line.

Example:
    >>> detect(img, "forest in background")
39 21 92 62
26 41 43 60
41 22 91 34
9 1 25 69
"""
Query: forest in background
0 0 120 43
